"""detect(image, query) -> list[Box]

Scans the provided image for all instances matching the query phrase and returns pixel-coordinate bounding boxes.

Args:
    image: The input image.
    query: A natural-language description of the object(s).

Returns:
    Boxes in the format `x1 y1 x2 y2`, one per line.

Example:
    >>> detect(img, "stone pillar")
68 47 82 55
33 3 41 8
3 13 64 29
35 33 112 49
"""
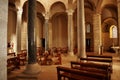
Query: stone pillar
67 9 74 56
0 0 8 80
117 0 120 48
77 0 86 58
44 13 49 51
49 22 52 48
23 0 40 74
16 8 22 54
93 13 102 54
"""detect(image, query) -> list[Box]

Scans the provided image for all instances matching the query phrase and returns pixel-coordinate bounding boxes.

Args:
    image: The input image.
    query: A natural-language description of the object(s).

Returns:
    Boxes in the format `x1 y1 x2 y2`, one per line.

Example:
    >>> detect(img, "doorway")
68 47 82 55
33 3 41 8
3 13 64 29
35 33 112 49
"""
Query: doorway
86 39 91 52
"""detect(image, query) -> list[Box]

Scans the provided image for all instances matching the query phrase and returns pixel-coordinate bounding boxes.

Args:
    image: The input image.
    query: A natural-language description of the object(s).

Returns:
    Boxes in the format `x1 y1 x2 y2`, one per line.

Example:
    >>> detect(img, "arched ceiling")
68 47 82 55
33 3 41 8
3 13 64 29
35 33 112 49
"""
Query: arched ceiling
84 0 95 11
9 0 118 22
10 0 117 14
101 5 117 21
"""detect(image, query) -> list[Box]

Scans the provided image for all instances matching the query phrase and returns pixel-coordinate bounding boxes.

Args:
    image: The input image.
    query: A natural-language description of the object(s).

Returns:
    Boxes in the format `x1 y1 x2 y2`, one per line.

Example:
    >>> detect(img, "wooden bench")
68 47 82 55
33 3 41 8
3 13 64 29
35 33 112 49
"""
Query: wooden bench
80 57 112 72
71 61 111 80
80 57 112 63
87 54 112 60
56 66 106 80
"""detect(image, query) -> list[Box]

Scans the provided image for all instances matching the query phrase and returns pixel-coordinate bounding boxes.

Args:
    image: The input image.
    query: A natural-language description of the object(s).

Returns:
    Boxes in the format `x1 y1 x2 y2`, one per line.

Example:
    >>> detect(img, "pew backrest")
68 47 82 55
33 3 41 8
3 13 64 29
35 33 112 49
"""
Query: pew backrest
71 61 111 80
87 54 112 60
56 66 106 80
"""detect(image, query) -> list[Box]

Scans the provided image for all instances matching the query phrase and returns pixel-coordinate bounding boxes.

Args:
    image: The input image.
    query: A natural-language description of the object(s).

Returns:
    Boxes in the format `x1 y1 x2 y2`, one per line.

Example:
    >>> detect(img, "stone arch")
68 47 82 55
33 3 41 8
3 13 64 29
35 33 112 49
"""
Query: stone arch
36 1 45 14
9 0 16 8
102 17 118 51
22 1 45 22
72 0 77 10
36 12 45 48
9 0 21 8
50 1 66 17
8 0 17 52
22 1 45 49
101 4 118 21
101 4 118 51
73 8 77 48
102 18 117 33
51 12 68 47
22 1 28 22
84 0 96 11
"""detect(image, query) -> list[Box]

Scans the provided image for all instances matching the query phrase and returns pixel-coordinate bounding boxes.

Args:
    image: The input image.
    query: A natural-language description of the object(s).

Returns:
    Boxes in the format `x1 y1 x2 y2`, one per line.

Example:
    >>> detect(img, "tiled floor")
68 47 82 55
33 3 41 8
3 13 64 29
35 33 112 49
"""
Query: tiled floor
8 52 120 80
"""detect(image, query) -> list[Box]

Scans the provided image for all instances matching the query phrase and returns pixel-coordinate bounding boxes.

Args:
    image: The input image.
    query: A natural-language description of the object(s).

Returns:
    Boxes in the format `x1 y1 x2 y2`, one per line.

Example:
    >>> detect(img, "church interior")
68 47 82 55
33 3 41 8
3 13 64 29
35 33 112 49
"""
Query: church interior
0 0 120 80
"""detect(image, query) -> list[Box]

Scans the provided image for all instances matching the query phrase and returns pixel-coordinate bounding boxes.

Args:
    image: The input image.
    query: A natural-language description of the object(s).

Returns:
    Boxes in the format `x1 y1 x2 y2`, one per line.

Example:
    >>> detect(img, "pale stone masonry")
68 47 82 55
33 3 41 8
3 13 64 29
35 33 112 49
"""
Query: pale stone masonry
0 0 8 80
77 0 86 58
93 13 102 54
16 8 22 54
117 0 120 48
67 9 74 56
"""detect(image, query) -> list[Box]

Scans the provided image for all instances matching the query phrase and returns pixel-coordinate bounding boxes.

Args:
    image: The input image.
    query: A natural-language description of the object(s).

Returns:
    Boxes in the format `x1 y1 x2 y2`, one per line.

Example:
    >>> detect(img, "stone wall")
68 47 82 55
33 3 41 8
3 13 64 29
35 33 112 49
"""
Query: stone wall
0 0 8 80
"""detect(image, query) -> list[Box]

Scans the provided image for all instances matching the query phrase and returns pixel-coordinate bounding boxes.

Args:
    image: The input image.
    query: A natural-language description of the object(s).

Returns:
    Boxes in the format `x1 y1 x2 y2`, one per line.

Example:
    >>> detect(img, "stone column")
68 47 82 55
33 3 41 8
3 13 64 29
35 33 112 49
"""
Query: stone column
117 0 120 48
0 0 8 80
67 9 74 56
44 13 49 51
77 0 86 58
23 0 40 74
93 13 102 54
49 22 52 48
16 8 22 54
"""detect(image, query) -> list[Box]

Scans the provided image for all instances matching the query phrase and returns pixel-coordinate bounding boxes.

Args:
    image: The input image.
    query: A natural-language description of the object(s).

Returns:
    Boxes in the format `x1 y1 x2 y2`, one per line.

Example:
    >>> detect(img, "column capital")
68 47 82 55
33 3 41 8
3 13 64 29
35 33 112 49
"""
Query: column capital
17 7 23 15
93 12 101 16
43 12 50 20
66 9 74 15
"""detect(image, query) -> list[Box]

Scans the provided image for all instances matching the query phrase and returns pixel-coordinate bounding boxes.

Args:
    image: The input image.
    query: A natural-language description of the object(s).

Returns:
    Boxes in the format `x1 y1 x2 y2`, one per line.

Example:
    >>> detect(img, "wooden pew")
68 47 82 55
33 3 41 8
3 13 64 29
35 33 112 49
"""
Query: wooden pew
71 61 110 71
80 57 112 73
87 54 112 60
80 57 112 63
71 61 111 80
56 66 106 80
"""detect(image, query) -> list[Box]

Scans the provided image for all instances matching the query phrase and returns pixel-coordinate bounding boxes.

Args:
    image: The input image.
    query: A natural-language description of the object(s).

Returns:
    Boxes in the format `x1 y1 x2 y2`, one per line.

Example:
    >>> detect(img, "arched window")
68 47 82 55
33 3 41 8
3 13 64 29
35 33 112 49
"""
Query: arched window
86 23 91 33
110 25 117 38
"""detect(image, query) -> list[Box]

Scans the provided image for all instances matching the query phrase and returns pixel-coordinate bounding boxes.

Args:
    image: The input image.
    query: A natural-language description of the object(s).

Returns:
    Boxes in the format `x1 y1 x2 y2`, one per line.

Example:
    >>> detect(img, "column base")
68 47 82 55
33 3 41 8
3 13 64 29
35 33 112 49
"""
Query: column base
68 51 74 56
16 72 39 80
23 63 41 74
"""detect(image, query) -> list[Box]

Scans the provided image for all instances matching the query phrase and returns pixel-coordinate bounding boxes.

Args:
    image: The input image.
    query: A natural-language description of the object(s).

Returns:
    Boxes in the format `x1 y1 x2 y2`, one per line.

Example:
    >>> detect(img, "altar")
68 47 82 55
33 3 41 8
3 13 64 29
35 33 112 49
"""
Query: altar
111 46 120 54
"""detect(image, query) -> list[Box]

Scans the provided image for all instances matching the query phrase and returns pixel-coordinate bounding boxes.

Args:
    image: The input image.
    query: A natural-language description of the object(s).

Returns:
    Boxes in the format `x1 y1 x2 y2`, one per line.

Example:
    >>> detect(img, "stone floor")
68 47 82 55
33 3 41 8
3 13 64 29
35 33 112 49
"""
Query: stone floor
8 52 120 80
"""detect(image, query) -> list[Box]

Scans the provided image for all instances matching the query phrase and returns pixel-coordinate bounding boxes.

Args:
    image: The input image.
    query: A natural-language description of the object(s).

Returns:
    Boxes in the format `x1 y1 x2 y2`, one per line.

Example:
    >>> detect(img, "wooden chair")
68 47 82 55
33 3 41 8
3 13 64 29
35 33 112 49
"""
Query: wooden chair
17 50 27 65
7 53 20 73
